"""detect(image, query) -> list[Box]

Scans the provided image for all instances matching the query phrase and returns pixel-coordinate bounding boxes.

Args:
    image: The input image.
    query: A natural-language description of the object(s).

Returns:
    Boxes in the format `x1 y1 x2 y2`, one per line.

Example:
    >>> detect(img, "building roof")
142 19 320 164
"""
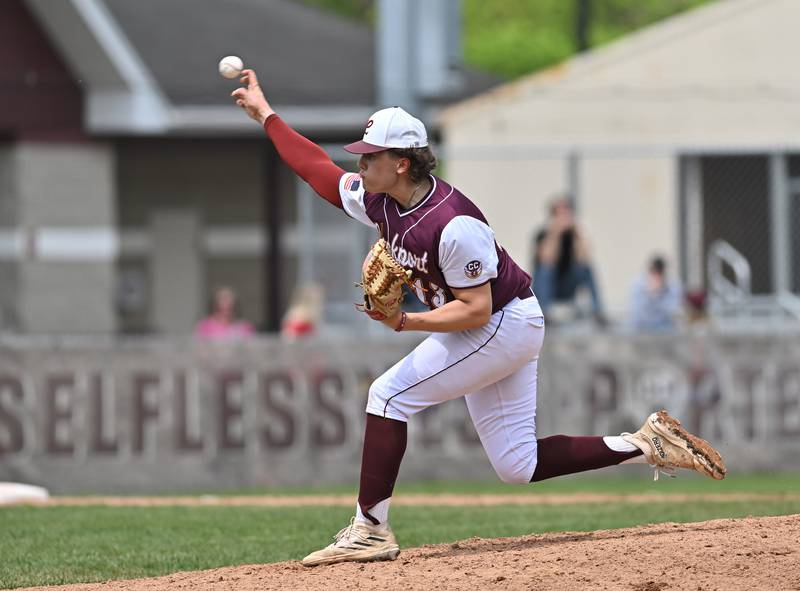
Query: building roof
21 0 499 137
104 0 375 108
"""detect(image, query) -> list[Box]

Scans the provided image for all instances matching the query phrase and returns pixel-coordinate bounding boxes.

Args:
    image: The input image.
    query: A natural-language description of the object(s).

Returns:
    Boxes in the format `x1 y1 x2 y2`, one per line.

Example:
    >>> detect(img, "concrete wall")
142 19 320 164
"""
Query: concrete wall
580 156 678 316
3 142 116 334
0 331 796 492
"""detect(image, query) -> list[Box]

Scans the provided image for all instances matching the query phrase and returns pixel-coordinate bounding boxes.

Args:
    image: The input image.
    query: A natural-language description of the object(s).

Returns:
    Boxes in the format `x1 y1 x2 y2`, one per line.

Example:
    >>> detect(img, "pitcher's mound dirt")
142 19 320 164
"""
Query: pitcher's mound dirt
14 514 800 591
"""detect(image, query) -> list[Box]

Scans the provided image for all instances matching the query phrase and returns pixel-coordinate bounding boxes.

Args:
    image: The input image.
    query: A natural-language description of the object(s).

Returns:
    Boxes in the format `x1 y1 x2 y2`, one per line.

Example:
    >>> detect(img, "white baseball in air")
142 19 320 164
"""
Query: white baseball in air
218 55 244 79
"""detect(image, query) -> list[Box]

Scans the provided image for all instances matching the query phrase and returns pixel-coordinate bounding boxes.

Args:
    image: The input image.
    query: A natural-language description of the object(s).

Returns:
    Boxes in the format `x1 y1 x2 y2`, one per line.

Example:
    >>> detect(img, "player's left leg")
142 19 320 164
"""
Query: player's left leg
301 413 404 567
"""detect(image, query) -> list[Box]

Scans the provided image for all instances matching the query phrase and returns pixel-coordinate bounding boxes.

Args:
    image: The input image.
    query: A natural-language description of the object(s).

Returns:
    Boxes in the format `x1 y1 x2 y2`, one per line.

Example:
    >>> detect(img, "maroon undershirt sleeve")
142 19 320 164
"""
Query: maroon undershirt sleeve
263 114 345 209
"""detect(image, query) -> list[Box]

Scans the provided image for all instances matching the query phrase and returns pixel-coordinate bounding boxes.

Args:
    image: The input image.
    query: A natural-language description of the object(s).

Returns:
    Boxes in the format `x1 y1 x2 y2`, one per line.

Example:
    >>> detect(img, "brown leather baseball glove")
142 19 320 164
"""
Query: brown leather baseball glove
356 238 413 318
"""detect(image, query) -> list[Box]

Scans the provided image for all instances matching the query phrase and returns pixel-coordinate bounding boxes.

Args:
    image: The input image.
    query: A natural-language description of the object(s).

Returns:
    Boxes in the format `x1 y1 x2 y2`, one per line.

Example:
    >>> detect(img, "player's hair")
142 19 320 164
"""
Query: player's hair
388 147 437 184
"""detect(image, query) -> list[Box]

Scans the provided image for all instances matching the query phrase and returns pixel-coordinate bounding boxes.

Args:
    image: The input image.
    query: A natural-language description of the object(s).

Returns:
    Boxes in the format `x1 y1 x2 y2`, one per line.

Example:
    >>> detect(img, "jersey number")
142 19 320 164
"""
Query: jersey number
411 279 447 309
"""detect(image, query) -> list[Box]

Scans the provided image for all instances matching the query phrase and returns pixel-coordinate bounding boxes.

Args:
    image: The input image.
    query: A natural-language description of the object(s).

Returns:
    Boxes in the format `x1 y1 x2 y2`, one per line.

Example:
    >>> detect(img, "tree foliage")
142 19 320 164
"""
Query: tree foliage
298 0 716 79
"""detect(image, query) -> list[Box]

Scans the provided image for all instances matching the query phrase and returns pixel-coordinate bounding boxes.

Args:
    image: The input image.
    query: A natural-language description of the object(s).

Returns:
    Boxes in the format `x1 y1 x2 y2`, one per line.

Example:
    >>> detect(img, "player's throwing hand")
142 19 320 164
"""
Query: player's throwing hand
231 69 275 124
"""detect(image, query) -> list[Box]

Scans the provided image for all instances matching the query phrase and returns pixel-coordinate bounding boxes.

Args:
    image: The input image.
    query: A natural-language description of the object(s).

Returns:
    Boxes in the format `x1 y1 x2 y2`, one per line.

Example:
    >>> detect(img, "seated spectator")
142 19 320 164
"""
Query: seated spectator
532 195 605 323
195 286 255 340
629 256 682 331
282 283 323 340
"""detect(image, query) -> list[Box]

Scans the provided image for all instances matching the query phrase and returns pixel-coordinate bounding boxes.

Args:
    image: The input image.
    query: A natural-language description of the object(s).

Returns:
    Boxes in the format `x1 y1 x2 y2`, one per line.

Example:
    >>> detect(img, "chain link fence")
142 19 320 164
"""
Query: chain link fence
683 151 800 323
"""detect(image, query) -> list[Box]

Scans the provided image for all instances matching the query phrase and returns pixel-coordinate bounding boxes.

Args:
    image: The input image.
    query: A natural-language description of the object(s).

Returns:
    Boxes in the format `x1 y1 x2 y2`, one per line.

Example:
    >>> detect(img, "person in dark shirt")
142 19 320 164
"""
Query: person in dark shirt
532 195 605 323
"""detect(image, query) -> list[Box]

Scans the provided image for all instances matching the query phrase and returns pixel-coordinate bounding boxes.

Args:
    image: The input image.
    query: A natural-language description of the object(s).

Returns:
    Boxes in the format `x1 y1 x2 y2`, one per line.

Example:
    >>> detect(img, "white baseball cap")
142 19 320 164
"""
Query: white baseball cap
344 107 428 154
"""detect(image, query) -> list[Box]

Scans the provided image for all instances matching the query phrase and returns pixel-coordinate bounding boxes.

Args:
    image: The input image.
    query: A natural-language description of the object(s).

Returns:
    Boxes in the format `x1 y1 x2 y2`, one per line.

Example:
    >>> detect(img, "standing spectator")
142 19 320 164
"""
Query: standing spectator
195 286 255 340
629 256 682 331
532 195 605 323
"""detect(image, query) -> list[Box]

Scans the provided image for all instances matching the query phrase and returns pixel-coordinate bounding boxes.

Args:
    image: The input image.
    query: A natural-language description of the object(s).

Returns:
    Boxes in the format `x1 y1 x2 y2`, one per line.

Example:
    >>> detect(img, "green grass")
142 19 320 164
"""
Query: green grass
2 473 799 589
400 470 800 495
166 470 800 497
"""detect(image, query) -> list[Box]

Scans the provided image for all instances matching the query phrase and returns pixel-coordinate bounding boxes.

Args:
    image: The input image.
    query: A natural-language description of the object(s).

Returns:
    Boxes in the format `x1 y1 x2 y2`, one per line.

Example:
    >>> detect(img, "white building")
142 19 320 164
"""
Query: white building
442 0 800 320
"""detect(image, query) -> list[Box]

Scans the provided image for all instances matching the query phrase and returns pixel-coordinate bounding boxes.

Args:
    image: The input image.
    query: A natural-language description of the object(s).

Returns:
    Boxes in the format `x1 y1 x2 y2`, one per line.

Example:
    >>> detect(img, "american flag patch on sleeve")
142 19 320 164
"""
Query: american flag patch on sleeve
344 174 361 192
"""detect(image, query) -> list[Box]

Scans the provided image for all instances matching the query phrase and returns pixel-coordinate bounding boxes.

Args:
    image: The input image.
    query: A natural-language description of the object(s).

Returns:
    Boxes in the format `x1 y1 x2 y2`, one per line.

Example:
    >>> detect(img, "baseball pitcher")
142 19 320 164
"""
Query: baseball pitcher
231 69 726 567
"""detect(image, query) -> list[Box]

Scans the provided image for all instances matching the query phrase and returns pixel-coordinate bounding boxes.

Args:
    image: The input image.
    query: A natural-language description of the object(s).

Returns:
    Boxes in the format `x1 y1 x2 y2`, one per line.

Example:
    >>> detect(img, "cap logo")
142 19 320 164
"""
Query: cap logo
464 260 482 279
364 119 374 135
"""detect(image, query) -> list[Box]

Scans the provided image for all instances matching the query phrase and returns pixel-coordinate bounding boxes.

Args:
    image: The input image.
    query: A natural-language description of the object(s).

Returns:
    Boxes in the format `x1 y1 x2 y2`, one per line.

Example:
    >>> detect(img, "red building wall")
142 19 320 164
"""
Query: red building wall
0 0 84 139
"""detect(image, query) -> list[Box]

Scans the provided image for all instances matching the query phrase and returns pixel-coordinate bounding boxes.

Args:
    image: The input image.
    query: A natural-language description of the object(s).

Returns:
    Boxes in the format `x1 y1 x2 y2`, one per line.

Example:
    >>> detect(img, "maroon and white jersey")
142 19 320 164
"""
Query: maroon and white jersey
339 173 539 315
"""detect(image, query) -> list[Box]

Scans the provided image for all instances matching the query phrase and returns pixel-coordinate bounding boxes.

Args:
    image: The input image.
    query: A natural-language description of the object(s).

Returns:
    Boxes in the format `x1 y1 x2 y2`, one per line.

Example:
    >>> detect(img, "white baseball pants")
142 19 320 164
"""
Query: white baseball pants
366 296 545 484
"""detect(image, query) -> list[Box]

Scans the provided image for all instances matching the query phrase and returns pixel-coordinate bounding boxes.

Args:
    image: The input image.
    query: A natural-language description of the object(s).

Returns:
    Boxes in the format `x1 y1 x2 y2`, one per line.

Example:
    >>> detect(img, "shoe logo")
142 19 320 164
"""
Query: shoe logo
651 436 667 459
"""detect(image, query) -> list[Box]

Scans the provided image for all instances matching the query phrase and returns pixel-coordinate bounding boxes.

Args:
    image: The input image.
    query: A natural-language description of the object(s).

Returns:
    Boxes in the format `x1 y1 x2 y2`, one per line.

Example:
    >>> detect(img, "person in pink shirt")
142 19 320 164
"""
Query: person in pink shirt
194 286 255 340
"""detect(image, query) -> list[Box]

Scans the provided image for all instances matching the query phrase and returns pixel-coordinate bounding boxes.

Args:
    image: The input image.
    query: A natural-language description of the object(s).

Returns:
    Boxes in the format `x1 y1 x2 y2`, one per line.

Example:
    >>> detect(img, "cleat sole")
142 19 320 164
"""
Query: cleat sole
302 546 400 567
652 410 727 480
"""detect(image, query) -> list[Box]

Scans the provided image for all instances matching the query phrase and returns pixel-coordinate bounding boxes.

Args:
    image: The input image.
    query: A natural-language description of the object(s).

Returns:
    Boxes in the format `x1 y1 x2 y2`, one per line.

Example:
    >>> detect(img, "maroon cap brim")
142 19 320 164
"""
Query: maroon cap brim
343 140 387 154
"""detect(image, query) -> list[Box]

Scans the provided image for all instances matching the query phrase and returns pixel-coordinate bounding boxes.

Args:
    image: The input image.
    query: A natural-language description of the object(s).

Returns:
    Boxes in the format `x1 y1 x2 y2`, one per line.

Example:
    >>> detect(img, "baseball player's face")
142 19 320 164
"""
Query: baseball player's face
358 151 404 193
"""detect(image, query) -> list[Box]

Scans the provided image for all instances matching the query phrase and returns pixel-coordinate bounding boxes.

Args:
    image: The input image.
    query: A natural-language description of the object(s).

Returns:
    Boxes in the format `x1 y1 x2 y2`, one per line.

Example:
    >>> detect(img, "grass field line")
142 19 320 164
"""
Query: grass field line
24 491 800 507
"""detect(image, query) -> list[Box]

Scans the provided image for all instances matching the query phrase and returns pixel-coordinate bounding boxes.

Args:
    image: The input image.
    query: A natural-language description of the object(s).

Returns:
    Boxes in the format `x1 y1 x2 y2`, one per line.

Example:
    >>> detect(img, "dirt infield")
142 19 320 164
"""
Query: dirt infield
12 514 800 591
